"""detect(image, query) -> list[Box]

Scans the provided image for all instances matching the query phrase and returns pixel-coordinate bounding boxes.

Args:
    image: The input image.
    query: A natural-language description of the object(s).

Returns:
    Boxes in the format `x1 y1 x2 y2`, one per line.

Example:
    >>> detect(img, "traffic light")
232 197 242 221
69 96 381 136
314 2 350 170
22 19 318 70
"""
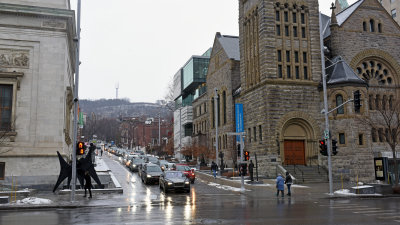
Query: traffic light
354 90 361 113
332 139 338 155
319 139 327 156
244 151 250 161
76 141 85 155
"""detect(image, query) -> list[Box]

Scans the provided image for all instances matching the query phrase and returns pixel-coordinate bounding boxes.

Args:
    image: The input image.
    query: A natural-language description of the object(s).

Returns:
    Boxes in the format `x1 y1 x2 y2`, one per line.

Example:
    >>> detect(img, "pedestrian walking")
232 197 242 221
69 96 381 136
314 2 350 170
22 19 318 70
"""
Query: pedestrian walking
101 149 103 157
89 143 96 164
84 171 92 198
276 173 284 197
285 171 293 196
211 161 218 179
248 160 254 181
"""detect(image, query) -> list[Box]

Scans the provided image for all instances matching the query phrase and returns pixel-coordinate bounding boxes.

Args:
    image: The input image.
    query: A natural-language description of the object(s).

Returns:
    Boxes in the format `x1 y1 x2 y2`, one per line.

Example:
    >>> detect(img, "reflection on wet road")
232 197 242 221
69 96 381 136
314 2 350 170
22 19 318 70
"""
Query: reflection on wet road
1 154 400 224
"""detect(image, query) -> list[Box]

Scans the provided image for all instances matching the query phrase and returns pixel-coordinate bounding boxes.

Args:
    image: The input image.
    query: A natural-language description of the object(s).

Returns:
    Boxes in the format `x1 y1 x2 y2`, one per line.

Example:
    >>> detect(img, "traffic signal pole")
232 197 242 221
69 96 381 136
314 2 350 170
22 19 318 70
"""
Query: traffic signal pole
319 12 333 195
71 0 82 202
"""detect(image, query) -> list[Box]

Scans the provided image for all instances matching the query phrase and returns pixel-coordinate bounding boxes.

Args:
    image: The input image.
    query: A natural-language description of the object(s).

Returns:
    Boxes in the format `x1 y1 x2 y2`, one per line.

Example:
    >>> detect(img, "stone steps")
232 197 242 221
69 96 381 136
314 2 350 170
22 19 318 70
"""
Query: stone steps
284 165 329 184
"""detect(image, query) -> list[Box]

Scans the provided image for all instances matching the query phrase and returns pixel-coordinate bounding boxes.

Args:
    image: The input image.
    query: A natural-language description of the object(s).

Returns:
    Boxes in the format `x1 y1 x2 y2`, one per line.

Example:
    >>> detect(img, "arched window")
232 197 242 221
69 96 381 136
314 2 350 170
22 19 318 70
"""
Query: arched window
375 95 380 110
389 95 394 110
223 91 227 124
378 23 382 33
370 19 375 32
336 95 344 114
382 95 387 110
211 99 215 128
363 21 367 31
369 94 373 110
371 128 377 142
217 94 221 126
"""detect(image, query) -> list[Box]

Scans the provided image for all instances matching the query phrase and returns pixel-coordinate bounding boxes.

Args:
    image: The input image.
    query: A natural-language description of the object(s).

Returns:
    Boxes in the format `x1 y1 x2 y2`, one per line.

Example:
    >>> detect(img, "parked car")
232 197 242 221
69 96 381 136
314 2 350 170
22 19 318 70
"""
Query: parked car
175 164 195 183
159 171 190 193
141 163 163 185
129 158 145 172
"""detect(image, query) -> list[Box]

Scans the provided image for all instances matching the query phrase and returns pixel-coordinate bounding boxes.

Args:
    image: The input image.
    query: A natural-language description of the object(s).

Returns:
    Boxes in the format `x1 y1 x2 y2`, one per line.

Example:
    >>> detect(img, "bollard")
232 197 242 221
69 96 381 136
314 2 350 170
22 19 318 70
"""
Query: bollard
341 172 343 190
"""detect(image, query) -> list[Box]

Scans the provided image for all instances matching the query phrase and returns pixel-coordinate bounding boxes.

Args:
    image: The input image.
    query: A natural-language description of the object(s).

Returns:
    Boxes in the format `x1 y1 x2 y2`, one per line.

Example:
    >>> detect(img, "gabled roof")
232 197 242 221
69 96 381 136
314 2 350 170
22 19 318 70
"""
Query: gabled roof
322 0 365 38
217 34 240 61
326 56 367 87
336 0 364 26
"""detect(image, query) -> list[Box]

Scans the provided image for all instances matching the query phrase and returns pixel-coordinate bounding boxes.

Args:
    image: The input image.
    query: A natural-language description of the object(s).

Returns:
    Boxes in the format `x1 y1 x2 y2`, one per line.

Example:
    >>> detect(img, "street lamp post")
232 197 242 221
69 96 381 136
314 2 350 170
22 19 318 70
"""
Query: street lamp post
214 88 219 171
71 0 82 202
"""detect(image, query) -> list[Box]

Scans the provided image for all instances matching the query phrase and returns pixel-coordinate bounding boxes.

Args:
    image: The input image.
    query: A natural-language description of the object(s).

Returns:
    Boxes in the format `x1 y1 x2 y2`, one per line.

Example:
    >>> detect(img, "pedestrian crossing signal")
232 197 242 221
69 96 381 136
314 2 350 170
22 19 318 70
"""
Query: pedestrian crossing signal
244 151 250 161
77 141 85 155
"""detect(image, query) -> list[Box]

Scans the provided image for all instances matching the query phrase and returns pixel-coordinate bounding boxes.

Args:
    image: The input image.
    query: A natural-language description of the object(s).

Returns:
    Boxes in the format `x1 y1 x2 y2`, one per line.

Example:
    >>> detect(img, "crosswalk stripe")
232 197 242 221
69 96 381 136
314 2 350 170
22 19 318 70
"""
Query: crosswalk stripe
367 212 400 216
319 204 360 207
329 206 368 209
378 216 400 220
353 209 396 214
342 208 381 211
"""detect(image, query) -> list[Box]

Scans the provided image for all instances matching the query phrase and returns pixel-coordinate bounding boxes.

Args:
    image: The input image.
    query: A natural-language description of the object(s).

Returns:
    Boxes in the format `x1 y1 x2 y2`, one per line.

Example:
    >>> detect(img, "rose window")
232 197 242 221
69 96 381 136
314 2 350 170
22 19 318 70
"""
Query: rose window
356 60 394 86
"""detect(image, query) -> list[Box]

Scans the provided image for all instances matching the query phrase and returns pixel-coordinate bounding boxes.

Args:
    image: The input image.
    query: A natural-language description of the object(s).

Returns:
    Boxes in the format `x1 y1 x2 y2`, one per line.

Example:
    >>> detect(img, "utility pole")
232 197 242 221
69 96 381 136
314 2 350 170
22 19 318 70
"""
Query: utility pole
319 12 333 195
71 0 82 202
214 88 219 172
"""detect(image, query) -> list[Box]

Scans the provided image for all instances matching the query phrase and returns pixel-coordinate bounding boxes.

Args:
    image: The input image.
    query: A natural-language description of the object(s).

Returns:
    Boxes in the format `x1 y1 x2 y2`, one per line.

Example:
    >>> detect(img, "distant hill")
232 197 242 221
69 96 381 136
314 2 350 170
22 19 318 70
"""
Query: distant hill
79 99 173 119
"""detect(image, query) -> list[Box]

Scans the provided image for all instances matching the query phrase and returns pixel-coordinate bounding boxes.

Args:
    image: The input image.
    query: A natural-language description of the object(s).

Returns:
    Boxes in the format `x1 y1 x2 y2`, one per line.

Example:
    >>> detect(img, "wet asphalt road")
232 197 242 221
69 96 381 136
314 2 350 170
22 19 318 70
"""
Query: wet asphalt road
1 154 400 225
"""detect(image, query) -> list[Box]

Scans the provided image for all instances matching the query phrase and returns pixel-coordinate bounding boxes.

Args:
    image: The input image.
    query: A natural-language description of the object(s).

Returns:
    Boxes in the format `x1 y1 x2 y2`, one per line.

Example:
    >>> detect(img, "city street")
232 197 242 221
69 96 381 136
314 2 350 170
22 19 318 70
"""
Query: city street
1 154 400 225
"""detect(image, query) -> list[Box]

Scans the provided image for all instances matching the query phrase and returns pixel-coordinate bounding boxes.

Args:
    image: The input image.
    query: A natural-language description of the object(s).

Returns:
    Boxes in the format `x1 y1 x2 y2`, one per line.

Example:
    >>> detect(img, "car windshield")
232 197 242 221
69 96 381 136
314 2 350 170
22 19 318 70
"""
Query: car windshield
133 159 144 164
148 157 158 162
176 165 191 171
165 172 185 178
159 160 168 165
147 166 162 172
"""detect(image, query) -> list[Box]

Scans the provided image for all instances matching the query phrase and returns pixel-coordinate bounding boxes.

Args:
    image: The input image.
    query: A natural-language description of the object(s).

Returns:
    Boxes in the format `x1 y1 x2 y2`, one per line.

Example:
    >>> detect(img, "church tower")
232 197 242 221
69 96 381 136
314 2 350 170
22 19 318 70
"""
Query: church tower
238 0 323 176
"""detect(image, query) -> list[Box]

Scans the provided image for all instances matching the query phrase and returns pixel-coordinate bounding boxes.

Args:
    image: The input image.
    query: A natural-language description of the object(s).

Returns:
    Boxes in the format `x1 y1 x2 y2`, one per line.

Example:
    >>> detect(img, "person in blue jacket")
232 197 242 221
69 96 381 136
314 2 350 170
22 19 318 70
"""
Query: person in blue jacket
276 174 284 197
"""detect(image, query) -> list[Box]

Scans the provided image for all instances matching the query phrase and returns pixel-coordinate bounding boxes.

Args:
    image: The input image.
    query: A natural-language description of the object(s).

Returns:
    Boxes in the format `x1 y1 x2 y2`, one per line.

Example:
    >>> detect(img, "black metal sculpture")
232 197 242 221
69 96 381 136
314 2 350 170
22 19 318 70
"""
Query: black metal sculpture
53 147 104 192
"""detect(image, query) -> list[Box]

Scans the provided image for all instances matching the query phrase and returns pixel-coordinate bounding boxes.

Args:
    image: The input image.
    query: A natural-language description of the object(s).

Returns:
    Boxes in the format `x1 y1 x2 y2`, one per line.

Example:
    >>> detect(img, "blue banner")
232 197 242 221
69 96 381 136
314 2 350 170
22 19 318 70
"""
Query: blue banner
235 103 244 142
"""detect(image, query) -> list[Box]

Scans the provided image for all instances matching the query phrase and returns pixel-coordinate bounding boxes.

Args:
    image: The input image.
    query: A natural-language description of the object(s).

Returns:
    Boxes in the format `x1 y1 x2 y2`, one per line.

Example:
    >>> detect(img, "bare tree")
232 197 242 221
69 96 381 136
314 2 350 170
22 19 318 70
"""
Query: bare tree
360 98 400 186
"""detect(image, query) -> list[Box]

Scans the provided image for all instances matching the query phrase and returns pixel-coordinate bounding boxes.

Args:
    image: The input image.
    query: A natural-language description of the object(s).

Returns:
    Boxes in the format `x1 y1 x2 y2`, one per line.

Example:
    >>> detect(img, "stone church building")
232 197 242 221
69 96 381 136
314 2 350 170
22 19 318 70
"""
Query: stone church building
238 0 400 182
0 0 76 189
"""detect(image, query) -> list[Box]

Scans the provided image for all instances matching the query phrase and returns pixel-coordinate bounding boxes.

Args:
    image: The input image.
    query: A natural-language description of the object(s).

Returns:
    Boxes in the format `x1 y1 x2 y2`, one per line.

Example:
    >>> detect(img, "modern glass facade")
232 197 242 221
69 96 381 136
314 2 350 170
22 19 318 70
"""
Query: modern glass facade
182 57 210 91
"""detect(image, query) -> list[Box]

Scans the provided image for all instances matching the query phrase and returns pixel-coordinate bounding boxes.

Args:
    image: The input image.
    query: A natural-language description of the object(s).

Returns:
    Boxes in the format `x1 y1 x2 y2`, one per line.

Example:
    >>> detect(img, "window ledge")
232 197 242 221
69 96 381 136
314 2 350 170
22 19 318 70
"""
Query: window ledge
0 131 17 142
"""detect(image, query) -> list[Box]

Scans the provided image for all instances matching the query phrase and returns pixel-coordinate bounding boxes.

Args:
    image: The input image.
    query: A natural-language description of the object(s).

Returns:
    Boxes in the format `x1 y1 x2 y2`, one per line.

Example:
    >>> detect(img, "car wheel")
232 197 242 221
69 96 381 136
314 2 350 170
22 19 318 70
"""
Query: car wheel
163 186 168 194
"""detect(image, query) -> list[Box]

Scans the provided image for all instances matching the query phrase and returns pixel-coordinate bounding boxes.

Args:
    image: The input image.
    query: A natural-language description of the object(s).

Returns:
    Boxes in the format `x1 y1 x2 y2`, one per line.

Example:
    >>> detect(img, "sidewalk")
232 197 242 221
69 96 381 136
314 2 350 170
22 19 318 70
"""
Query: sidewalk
195 170 397 199
0 156 123 210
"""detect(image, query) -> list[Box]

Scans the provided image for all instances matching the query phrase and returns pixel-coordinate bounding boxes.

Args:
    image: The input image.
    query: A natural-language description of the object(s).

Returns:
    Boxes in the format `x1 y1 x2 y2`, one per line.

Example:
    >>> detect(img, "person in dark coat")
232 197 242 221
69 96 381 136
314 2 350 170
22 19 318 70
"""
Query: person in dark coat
89 143 96 164
248 160 255 181
276 174 284 197
84 171 92 198
211 161 218 179
285 171 293 196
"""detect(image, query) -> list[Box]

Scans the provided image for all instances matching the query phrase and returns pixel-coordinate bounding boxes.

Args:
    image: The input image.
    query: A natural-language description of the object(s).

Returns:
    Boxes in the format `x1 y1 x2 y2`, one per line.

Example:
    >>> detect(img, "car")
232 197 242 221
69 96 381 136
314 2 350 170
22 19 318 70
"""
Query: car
175 164 195 183
145 156 159 164
159 171 190 193
129 158 145 172
141 163 163 185
158 160 169 171
124 154 136 167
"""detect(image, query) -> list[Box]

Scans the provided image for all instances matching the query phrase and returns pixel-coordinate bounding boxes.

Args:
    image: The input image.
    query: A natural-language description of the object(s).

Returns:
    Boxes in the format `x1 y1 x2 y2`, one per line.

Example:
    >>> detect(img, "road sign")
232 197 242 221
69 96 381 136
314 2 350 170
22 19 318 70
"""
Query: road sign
324 130 329 139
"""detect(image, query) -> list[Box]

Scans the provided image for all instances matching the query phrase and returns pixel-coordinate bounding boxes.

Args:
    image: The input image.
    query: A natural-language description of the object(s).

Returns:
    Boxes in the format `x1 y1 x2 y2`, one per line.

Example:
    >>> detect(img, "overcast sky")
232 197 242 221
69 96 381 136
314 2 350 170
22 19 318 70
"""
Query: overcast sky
70 0 357 103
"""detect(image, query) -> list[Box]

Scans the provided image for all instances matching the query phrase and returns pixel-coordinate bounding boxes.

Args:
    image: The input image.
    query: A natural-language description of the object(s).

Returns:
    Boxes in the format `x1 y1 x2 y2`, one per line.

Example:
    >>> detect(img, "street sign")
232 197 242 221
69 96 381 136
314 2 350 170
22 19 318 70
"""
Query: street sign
235 104 244 142
324 130 329 139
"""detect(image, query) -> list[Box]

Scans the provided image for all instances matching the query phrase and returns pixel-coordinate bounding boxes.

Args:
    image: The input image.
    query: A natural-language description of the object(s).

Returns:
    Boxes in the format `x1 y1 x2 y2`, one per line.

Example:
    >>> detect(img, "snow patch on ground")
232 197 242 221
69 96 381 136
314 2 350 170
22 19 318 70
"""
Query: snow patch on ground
351 185 373 189
291 184 310 188
334 189 356 195
16 197 53 205
207 182 250 192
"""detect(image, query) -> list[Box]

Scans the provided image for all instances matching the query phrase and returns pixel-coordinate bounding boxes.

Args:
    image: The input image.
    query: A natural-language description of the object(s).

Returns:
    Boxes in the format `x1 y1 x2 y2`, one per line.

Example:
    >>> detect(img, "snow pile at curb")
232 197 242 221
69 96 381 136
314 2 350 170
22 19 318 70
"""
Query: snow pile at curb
16 197 53 205
334 189 356 195
207 182 250 192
